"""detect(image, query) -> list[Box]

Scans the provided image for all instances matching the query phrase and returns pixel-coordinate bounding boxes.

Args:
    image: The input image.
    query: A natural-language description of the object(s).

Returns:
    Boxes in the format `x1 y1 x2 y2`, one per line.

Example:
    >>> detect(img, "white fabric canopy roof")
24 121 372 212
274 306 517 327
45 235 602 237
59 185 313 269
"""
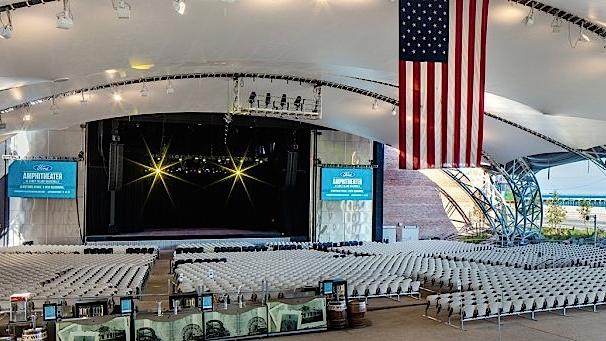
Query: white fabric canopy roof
0 0 605 164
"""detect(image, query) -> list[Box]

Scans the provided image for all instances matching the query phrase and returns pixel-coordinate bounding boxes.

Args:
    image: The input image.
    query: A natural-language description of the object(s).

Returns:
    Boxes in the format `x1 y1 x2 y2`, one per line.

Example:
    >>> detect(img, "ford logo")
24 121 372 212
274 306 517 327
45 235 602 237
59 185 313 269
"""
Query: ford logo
33 164 53 171
340 171 355 177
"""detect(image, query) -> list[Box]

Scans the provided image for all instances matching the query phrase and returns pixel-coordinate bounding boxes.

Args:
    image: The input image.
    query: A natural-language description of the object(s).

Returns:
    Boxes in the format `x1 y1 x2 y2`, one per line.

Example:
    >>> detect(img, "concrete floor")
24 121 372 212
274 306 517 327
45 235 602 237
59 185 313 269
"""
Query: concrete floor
139 250 172 312
275 303 606 341
136 253 606 341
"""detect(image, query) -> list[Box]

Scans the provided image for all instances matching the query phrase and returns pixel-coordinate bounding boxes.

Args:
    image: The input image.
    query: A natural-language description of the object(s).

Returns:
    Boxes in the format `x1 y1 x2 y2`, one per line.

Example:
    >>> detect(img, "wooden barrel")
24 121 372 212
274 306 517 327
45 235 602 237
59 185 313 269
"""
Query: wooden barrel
348 300 368 327
327 301 348 329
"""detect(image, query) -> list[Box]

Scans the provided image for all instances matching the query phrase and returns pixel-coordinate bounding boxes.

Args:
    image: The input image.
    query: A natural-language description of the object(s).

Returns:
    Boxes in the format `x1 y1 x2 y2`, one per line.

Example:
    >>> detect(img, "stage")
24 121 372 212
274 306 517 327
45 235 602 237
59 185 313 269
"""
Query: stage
86 228 285 242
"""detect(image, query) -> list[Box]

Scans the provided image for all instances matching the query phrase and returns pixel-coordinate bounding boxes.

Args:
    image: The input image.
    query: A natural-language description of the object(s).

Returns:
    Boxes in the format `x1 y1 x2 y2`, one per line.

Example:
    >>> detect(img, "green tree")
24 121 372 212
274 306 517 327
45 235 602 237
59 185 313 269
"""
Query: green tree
546 191 567 232
577 199 593 233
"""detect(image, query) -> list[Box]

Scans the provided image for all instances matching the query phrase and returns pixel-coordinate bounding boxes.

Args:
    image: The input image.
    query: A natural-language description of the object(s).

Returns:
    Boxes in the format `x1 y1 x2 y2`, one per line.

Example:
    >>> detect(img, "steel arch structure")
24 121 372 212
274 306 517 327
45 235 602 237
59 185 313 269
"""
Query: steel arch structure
442 168 517 244
484 153 544 242
435 187 474 235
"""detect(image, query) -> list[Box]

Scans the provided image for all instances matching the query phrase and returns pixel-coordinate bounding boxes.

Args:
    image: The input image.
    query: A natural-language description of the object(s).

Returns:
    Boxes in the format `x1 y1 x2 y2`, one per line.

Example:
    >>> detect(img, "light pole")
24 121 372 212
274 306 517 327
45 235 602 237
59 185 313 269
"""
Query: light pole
593 214 598 247
586 214 598 247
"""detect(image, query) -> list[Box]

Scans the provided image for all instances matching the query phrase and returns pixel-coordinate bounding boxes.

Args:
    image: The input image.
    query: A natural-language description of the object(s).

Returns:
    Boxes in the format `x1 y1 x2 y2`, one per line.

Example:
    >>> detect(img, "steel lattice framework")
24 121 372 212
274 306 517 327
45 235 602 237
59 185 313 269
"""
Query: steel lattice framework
484 153 544 242
0 72 397 115
442 168 517 244
435 187 473 235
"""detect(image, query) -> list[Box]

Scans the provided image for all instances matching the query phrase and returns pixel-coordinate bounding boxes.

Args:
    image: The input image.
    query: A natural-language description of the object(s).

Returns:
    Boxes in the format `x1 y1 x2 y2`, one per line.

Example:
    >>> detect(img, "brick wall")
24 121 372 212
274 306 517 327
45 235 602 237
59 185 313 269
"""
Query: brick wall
383 146 456 238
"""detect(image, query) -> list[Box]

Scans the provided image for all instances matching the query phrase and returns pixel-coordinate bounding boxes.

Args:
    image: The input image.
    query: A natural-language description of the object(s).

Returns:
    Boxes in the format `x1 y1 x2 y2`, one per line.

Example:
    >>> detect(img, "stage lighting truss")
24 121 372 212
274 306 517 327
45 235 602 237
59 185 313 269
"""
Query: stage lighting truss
229 77 322 120
0 72 395 119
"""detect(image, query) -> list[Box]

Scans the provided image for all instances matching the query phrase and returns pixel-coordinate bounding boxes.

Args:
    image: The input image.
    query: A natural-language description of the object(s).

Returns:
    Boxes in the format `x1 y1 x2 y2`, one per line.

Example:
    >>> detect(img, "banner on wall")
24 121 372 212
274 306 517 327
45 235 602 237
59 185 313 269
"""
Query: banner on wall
320 167 373 201
267 298 327 333
56 315 130 341
135 313 204 341
8 160 77 199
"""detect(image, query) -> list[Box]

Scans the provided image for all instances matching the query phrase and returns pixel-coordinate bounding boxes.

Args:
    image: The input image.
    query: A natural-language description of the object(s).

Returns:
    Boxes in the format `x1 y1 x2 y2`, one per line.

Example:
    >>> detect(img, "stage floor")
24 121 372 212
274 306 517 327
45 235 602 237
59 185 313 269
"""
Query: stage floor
87 228 284 241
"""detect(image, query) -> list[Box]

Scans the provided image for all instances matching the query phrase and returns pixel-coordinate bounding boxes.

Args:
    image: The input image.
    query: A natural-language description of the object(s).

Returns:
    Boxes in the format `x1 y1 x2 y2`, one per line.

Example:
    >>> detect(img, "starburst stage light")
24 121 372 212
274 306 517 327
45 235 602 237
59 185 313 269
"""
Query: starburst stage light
125 140 196 207
206 148 270 207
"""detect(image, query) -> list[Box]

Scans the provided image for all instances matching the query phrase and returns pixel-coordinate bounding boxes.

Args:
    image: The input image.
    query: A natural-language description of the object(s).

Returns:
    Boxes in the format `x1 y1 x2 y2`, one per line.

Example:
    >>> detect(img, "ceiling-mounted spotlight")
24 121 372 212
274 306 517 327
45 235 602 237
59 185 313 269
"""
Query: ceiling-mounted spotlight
0 10 13 39
140 83 149 97
522 8 534 26
391 105 397 116
173 0 186 15
112 91 122 102
22 113 32 122
372 99 378 111
550 17 562 33
166 80 175 94
56 0 73 30
115 0 131 19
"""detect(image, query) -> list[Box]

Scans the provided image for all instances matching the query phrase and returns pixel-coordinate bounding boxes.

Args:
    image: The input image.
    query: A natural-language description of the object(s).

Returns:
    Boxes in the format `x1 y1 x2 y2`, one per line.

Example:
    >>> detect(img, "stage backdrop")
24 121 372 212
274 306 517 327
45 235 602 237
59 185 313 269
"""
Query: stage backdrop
85 115 312 238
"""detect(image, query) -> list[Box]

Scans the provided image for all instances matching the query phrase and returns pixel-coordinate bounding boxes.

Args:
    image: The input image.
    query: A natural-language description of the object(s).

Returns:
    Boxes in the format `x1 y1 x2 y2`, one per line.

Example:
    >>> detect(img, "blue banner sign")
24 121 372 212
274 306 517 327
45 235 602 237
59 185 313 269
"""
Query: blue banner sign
321 167 373 201
8 160 77 199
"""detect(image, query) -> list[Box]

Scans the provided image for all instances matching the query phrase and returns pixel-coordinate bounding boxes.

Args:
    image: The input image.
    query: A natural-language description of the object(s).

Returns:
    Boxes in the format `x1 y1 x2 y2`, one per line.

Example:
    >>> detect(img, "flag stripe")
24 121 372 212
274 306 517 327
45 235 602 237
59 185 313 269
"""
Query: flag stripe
441 62 448 167
465 0 477 166
426 62 436 168
447 0 456 167
412 62 421 170
471 0 484 165
420 63 428 169
453 0 463 167
406 61 414 170
477 0 489 165
398 60 407 169
435 63 443 167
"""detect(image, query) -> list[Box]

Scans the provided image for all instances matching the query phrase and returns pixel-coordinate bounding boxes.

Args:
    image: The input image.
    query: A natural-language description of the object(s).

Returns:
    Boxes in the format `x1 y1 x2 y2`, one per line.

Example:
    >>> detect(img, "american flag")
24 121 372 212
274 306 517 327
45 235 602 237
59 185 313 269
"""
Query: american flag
399 0 489 169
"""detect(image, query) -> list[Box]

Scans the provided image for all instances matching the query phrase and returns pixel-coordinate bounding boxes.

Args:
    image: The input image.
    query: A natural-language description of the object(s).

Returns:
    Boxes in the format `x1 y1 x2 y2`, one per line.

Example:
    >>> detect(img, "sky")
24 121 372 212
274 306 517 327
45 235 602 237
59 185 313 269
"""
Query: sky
536 161 606 196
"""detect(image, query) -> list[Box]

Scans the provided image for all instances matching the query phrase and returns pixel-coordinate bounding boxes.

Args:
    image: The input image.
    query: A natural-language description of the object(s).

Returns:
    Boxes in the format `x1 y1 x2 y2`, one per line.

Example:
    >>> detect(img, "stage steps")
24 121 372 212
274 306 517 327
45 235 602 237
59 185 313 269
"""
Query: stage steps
138 250 173 312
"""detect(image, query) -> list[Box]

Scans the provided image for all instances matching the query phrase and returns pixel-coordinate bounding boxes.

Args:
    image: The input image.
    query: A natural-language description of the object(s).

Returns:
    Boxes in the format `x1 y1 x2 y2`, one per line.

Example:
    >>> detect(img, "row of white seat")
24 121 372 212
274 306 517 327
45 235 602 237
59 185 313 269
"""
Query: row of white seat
417 245 606 324
0 244 158 255
442 243 606 269
174 250 421 299
0 248 157 306
329 241 492 256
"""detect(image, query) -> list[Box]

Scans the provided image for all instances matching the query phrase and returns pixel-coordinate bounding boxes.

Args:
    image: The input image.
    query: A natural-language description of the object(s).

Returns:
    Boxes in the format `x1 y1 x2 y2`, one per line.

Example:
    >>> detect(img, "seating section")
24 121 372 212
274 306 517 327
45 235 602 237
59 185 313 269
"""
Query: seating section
442 243 606 269
175 241 362 253
174 249 421 300
0 244 158 255
330 241 491 256
7 239 604 326
0 245 157 306
176 242 257 254
414 243 606 323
